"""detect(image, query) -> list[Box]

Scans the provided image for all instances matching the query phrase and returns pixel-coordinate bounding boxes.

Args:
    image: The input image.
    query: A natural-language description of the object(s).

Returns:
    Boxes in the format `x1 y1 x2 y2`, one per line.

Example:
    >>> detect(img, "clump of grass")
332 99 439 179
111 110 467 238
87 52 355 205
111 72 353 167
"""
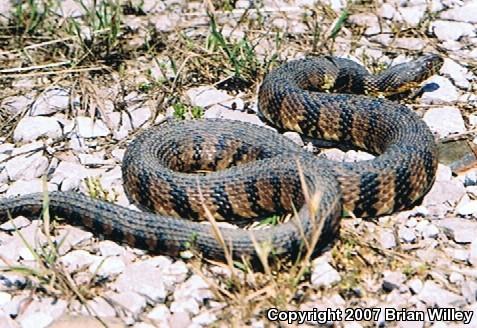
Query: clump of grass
0 187 94 303
206 12 260 80
67 0 124 64
190 164 338 323
11 0 53 36
84 177 118 203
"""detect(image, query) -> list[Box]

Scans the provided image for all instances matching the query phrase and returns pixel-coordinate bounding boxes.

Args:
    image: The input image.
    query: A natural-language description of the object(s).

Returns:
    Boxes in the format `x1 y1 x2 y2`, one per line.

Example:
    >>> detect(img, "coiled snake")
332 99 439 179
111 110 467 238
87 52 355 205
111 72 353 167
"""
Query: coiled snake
0 54 443 263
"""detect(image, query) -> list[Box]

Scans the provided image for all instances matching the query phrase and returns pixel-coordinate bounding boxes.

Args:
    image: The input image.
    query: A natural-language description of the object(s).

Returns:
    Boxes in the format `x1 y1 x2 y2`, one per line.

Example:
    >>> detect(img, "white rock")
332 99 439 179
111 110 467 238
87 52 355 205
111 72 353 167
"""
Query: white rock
4 149 48 182
54 0 92 17
0 216 31 231
89 256 126 278
423 106 465 137
59 250 99 273
125 106 151 128
399 226 416 243
170 299 200 315
350 11 381 26
380 229 397 249
382 271 406 291
422 224 439 239
18 247 36 261
400 6 426 27
192 311 218 326
311 258 341 287
408 278 423 294
0 291 12 306
418 280 466 307
29 87 71 116
437 218 477 243
17 297 67 323
147 304 171 325
154 13 179 32
13 116 62 142
436 164 452 181
440 2 477 23
449 272 464 284
55 226 93 255
440 58 472 89
469 114 477 127
379 3 399 19
283 132 304 146
406 217 418 228
322 149 346 161
1 95 34 115
428 0 444 12
420 76 459 104
133 323 156 328
83 297 116 317
344 150 375 162
414 206 429 217
415 219 429 233
461 280 477 304
424 179 466 213
161 260 189 287
15 220 49 250
457 200 477 216
204 107 266 126
0 1 13 24
186 86 234 108
173 275 213 305
0 143 14 154
18 312 53 328
108 291 147 317
98 240 127 257
112 260 169 302
467 186 477 198
469 239 477 266
77 152 114 166
450 248 468 261
50 161 90 191
6 179 57 196
68 116 110 138
393 37 426 51
111 148 125 161
430 20 475 42
1 294 28 317
327 0 346 11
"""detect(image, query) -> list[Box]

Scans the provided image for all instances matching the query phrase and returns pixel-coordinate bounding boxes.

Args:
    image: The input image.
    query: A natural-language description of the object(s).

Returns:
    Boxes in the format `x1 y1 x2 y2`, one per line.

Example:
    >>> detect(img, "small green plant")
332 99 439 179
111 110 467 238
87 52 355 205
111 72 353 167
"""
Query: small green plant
172 102 204 120
258 214 281 227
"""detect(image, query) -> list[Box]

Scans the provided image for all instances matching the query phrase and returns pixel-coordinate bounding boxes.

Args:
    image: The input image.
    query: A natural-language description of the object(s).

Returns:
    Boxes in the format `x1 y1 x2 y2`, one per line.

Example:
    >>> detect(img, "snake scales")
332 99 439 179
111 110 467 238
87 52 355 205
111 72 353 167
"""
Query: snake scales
0 54 443 262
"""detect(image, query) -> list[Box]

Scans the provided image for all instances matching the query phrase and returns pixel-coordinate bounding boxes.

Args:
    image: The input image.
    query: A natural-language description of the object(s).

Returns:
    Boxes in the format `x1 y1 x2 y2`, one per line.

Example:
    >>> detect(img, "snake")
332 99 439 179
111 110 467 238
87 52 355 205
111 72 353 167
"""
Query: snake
0 54 443 263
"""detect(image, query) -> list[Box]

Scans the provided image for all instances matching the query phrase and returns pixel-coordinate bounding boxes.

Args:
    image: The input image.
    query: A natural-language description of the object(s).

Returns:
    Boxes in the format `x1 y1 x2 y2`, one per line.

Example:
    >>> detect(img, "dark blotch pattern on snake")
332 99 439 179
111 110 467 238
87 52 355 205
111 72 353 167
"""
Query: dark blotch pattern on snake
0 54 443 262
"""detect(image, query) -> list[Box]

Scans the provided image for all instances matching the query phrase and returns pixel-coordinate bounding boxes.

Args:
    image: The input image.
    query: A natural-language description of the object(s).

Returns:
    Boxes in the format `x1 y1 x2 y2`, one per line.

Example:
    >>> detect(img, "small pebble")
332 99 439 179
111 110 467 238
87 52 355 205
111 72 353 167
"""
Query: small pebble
449 272 464 284
380 229 397 249
399 226 416 243
311 258 341 287
408 278 423 294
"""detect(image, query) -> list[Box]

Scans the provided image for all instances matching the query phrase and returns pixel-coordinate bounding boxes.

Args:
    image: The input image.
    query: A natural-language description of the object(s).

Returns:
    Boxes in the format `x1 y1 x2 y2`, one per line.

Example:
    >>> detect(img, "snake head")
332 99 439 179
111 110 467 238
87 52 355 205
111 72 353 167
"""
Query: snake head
407 53 444 81
368 53 444 96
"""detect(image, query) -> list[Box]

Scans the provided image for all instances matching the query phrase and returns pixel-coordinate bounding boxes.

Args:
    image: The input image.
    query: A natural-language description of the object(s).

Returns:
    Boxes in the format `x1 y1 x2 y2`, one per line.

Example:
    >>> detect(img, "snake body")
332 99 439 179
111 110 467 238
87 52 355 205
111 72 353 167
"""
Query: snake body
0 54 443 262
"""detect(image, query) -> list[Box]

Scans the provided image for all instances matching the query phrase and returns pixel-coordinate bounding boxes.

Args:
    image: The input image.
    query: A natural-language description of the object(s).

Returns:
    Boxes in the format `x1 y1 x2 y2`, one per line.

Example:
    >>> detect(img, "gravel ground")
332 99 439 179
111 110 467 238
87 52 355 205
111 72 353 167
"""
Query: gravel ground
0 0 477 327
